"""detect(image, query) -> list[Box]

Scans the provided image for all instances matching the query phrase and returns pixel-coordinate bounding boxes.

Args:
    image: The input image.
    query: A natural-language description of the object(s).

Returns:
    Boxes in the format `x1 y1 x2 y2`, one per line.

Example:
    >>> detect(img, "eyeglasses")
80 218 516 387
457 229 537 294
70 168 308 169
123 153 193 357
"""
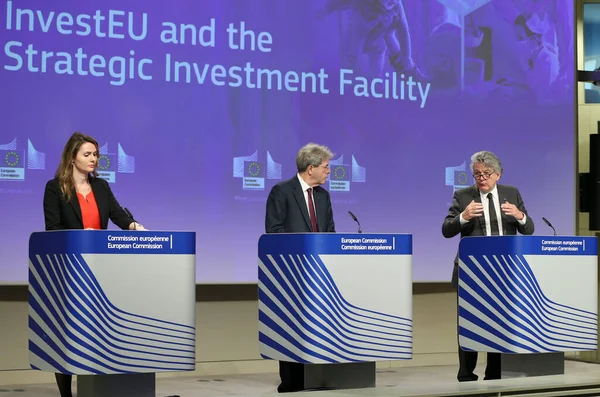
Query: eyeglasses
473 172 494 180
313 164 330 170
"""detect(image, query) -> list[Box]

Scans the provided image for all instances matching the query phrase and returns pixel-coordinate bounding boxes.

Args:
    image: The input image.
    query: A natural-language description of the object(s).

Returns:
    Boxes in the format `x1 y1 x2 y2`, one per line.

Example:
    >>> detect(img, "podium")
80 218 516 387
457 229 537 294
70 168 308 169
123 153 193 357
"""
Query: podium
458 235 598 378
258 233 412 389
28 230 196 397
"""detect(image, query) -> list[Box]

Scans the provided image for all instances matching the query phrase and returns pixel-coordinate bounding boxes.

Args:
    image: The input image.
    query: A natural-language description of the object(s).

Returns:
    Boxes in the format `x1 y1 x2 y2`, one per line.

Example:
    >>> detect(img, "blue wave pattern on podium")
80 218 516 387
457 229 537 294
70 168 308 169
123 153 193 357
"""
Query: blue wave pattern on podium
459 254 597 353
259 253 412 363
28 253 195 374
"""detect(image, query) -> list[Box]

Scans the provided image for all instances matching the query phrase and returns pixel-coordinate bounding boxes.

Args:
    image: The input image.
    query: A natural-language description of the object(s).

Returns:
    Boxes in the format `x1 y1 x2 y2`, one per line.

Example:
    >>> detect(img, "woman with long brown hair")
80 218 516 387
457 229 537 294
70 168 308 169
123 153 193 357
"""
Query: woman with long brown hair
43 132 145 397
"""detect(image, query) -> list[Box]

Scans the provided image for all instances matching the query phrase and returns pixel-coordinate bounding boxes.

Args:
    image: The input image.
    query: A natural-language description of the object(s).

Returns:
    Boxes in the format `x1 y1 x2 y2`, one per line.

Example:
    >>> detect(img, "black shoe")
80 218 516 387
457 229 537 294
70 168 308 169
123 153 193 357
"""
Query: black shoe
483 375 501 380
302 387 338 391
277 384 303 393
458 374 479 382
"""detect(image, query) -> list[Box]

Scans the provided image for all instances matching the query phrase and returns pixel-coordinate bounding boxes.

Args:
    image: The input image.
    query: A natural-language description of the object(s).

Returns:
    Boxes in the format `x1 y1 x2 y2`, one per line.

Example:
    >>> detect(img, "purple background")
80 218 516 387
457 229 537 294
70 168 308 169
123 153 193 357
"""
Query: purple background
0 0 575 283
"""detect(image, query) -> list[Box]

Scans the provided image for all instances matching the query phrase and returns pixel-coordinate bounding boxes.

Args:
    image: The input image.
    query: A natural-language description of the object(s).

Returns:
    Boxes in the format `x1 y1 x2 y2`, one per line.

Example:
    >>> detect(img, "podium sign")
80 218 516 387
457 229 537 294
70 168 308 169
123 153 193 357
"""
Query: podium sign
458 235 598 354
28 230 196 375
258 233 413 364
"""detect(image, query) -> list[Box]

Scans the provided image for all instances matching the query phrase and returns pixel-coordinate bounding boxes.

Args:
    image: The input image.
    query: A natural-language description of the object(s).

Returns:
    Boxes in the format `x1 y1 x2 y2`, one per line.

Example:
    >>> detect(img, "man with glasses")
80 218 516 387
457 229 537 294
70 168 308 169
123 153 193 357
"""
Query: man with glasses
442 150 534 382
265 142 336 392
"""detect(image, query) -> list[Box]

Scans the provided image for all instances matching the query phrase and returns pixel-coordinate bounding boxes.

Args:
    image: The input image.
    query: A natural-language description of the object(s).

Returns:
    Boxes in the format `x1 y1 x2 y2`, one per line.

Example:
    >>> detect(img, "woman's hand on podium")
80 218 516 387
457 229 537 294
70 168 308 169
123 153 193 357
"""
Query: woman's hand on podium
128 222 147 231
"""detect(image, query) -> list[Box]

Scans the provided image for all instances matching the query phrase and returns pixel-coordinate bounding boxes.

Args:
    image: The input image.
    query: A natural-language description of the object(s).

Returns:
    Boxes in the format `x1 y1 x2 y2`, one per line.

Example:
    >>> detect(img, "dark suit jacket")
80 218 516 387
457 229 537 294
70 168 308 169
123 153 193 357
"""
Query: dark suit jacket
43 177 133 231
442 184 534 286
265 176 335 233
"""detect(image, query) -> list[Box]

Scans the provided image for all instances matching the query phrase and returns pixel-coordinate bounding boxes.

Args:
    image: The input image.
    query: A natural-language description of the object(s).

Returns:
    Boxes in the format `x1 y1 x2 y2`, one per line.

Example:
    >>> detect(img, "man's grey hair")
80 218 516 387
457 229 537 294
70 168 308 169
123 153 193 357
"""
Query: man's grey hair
296 143 333 172
470 150 503 174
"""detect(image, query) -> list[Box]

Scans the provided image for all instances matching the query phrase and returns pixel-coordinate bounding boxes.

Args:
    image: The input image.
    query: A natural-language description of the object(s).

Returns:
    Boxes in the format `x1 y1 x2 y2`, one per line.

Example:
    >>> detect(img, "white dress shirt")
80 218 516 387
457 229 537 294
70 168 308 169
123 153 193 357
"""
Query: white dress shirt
480 187 504 236
459 186 527 234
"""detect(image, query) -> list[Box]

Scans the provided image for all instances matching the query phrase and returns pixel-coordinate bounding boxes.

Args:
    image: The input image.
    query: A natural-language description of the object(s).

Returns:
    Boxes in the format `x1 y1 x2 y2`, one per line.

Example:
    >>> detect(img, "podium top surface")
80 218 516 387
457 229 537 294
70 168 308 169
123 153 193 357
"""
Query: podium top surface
459 235 597 256
259 233 412 255
29 230 196 255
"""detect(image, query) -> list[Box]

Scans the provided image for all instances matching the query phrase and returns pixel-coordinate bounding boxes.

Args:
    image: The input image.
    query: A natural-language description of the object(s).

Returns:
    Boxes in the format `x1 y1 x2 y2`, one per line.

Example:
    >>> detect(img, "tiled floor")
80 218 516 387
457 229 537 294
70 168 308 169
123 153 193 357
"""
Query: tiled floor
1 360 599 397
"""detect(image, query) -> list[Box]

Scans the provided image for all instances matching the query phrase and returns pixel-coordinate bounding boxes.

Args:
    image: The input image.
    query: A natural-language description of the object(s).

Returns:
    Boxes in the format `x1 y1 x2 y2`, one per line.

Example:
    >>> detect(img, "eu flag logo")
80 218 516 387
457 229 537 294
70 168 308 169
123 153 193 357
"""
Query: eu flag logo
332 165 350 181
244 161 265 178
97 154 117 172
1 150 21 167
454 170 470 186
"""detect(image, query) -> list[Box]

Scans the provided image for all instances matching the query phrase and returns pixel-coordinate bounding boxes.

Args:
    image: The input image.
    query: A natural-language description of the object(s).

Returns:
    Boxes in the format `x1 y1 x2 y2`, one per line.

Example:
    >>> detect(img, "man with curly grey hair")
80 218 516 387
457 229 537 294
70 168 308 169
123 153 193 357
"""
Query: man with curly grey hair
265 142 336 392
442 150 534 382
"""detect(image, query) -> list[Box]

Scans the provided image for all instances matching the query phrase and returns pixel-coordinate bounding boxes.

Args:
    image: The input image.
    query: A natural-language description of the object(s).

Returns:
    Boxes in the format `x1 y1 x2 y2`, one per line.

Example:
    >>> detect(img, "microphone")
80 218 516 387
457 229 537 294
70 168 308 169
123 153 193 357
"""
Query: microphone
542 217 557 236
348 211 363 234
124 207 138 230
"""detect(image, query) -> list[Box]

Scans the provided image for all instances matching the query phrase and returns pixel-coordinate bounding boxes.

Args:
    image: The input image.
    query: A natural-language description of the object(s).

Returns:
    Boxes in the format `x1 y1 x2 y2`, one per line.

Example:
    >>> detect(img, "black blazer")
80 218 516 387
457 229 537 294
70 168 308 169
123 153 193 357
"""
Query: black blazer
43 177 133 231
265 176 335 233
442 184 535 286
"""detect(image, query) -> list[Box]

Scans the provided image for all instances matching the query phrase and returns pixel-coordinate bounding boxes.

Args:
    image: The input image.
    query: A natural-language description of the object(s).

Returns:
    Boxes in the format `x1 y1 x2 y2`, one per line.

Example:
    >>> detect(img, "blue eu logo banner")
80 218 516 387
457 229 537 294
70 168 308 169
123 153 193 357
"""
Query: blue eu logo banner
1 150 21 167
332 165 350 181
454 170 470 186
244 161 265 178
97 154 117 172
96 152 118 183
329 164 351 192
